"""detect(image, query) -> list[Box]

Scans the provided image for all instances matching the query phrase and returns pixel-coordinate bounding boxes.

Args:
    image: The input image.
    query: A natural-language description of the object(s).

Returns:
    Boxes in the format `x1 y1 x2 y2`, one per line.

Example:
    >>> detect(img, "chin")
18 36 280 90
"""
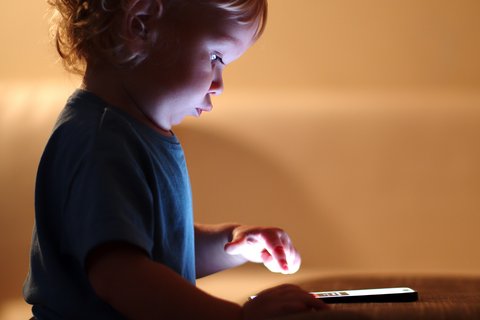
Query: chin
172 115 190 126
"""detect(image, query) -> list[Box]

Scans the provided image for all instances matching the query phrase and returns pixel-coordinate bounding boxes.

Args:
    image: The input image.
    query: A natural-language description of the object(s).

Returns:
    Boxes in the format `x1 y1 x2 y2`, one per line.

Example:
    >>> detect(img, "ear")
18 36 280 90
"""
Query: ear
123 0 163 53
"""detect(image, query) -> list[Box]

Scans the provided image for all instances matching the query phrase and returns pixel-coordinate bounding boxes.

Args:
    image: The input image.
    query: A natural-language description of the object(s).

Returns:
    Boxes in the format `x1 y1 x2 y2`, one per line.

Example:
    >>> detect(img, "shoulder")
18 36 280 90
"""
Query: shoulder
51 90 146 154
41 89 185 177
40 90 145 177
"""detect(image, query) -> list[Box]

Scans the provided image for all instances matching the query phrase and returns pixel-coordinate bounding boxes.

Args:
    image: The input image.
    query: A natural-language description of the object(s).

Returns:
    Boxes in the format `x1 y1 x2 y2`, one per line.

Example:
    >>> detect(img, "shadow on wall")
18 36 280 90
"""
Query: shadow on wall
174 90 480 273
174 125 350 269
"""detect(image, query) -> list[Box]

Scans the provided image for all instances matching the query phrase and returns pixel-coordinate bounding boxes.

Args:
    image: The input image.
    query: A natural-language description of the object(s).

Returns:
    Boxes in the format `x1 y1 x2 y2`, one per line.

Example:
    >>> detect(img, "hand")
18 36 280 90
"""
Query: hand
242 284 330 320
224 225 301 274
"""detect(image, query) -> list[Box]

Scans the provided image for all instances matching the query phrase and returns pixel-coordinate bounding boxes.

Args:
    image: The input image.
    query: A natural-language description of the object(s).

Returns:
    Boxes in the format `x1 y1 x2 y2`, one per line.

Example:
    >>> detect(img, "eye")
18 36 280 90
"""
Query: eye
210 53 224 65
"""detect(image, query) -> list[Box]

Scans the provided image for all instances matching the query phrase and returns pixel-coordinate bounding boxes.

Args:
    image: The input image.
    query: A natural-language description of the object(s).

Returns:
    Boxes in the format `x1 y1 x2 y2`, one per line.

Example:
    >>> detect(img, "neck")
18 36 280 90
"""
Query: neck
81 65 173 137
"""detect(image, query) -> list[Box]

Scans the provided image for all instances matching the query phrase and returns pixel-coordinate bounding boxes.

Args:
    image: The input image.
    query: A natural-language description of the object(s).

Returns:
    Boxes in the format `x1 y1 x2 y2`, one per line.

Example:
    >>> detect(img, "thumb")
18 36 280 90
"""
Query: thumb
224 235 246 255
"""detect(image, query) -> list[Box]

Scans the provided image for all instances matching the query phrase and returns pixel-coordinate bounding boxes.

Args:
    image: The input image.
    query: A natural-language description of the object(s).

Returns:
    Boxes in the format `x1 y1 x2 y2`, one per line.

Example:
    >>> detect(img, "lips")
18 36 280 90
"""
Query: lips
196 104 213 117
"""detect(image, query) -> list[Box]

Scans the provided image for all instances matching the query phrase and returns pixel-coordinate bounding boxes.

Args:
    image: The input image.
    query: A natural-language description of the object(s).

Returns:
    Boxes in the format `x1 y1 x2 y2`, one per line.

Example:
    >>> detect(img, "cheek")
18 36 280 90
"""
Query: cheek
186 67 215 92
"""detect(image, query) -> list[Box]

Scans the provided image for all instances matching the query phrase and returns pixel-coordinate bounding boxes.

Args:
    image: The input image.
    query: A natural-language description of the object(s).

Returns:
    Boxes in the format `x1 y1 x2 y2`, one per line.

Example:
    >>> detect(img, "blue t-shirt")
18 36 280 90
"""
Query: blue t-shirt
23 90 196 319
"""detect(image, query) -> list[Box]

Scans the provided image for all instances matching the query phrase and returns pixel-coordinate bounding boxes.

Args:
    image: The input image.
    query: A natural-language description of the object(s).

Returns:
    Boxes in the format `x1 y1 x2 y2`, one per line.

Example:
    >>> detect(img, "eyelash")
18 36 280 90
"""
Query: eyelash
211 53 224 65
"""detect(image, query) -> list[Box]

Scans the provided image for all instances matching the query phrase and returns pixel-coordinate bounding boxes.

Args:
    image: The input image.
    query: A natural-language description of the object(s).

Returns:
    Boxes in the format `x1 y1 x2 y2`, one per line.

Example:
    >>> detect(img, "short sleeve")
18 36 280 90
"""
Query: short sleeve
62 109 156 269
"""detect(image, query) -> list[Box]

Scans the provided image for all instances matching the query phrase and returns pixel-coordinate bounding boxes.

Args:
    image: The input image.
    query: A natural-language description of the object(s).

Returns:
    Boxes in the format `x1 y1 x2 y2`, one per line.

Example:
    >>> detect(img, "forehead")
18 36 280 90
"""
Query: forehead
209 21 258 59
212 20 258 45
176 15 257 57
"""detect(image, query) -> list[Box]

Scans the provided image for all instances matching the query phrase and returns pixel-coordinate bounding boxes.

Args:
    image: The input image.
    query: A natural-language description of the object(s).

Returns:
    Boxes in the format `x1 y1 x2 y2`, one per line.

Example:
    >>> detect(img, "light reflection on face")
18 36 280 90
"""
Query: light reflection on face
125 16 259 131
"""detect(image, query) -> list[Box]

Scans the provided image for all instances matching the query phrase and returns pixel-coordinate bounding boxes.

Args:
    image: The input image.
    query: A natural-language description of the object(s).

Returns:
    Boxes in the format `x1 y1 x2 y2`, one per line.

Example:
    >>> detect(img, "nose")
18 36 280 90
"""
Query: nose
209 74 224 96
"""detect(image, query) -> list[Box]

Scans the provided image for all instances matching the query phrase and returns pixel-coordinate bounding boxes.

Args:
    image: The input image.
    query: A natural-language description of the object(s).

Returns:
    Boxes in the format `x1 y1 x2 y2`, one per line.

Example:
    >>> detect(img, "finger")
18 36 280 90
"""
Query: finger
262 242 301 274
277 237 301 274
282 244 301 274
265 247 288 272
261 232 290 272
261 250 282 273
287 249 301 274
252 284 330 311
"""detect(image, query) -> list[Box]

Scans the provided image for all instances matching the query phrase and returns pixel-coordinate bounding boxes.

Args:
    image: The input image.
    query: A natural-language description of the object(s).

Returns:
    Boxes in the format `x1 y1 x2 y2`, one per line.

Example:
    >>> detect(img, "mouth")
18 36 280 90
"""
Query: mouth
196 104 213 117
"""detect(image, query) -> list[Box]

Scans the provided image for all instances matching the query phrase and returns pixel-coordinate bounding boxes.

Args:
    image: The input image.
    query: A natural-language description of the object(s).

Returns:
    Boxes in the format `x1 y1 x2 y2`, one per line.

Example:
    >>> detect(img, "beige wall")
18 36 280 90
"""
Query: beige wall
234 0 480 90
1 0 480 313
2 1 480 87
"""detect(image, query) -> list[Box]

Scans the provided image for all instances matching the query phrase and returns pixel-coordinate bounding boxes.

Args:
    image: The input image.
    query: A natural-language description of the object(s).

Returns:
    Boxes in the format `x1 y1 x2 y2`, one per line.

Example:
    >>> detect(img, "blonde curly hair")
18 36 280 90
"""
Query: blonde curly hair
48 0 267 75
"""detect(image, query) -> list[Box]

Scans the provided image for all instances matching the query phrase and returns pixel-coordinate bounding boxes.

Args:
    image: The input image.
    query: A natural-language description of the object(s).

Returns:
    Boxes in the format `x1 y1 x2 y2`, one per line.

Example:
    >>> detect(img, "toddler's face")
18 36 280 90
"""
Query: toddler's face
125 15 258 131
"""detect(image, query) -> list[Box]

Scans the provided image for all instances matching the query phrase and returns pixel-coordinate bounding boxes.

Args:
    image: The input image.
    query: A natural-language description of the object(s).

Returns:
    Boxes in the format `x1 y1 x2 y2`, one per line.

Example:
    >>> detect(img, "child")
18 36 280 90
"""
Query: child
23 0 328 319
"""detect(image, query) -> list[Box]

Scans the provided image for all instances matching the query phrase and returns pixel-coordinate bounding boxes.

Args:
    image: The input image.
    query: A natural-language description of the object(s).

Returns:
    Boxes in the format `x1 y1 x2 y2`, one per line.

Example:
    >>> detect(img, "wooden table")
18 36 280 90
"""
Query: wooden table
269 274 480 320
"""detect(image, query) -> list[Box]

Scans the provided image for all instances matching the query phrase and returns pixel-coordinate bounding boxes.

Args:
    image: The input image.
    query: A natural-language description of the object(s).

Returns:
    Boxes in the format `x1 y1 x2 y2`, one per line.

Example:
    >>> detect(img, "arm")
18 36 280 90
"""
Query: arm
86 241 241 320
195 223 248 278
195 223 302 278
86 241 328 320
